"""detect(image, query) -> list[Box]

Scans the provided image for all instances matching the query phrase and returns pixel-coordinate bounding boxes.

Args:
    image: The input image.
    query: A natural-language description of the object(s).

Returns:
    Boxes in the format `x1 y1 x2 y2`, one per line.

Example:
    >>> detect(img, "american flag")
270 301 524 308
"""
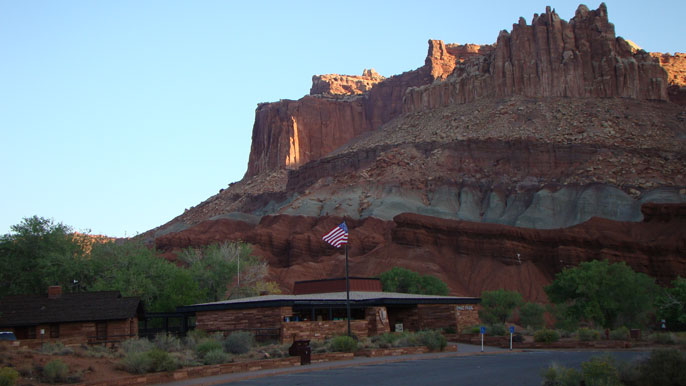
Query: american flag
322 222 348 248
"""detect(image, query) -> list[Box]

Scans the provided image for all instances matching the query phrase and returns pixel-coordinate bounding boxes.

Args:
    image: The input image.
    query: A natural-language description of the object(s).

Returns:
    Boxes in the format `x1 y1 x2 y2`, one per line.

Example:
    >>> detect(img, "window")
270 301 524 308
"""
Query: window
96 322 107 340
14 326 36 340
50 324 60 338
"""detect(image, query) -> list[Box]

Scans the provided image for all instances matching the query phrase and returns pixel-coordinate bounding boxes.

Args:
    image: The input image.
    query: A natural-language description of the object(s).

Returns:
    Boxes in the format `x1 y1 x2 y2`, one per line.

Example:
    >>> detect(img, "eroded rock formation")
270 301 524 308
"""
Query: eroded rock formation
404 4 668 112
310 69 385 96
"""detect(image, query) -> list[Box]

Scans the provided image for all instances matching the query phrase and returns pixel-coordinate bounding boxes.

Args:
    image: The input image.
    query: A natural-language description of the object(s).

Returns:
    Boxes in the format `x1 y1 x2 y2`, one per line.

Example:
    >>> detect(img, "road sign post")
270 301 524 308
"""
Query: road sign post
509 326 515 350
480 326 485 352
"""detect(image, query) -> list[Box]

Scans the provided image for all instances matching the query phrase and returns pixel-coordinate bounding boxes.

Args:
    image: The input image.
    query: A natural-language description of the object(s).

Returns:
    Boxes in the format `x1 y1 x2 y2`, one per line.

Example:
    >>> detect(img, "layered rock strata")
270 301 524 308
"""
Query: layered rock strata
155 204 686 301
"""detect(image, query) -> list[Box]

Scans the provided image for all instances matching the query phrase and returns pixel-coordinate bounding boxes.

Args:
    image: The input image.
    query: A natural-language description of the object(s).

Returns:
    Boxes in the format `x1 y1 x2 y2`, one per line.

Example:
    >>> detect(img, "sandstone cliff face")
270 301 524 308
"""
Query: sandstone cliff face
245 56 439 176
652 52 686 105
404 4 668 112
310 69 385 96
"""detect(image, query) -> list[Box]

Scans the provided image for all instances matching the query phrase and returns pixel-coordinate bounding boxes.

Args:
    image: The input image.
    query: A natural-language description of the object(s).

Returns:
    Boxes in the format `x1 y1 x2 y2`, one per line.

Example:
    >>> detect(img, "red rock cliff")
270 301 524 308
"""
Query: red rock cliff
404 4 668 112
245 45 447 177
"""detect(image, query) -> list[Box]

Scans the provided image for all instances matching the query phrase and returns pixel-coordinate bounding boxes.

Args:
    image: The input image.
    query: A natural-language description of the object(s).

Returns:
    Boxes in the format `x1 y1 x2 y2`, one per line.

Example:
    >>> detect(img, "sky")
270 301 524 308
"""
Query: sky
1 1 684 237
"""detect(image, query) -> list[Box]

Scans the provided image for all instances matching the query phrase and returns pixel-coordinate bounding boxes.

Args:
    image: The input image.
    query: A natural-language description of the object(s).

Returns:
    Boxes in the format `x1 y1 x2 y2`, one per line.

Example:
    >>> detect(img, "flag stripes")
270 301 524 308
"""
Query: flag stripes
322 222 348 248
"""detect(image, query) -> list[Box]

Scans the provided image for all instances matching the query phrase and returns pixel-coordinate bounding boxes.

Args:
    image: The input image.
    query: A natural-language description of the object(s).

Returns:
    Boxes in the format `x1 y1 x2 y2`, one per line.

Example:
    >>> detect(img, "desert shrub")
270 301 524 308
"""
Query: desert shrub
154 333 182 352
329 335 357 352
541 362 583 386
39 342 74 355
121 338 153 354
120 352 153 374
396 332 422 347
43 359 69 383
223 331 255 355
370 333 400 348
617 360 642 386
196 339 223 358
578 327 601 341
309 340 328 354
534 329 560 343
203 348 230 365
581 355 621 386
417 330 447 351
120 349 177 374
146 349 178 372
462 325 482 335
0 367 19 386
487 323 507 336
609 326 629 340
650 332 676 345
636 349 686 386
81 344 113 358
519 301 546 330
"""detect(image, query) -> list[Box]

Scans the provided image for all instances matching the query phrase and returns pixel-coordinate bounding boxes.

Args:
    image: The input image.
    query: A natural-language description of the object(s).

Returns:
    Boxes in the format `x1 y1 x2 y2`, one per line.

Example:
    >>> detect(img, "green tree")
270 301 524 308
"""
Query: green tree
478 289 523 325
545 259 658 329
88 241 202 312
519 301 546 330
655 277 686 331
379 267 449 296
0 216 86 297
178 241 267 301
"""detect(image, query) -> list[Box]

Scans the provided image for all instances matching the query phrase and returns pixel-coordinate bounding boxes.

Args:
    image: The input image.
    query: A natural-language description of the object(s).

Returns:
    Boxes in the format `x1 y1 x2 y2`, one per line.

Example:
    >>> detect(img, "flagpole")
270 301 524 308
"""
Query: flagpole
345 243 351 337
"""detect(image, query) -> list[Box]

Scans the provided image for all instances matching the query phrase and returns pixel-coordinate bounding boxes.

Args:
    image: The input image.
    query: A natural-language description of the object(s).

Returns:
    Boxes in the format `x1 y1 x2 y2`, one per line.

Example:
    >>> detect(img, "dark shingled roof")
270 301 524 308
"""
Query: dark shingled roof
0 291 143 327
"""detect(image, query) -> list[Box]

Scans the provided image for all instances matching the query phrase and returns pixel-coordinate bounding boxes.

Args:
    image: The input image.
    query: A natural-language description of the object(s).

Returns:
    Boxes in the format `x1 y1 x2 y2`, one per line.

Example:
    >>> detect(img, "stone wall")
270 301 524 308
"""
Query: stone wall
365 306 391 336
281 320 368 343
417 304 457 331
196 307 292 333
455 304 480 332
9 318 137 345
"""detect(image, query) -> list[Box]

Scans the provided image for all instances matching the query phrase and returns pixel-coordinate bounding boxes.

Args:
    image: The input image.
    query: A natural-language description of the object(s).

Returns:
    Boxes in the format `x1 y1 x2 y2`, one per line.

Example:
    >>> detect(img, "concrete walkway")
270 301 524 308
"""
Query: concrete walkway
156 344 511 386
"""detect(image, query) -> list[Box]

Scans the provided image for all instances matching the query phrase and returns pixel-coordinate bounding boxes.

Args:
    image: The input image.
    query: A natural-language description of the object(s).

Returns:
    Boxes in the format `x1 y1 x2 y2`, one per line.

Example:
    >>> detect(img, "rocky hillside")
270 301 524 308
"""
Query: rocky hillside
147 4 686 299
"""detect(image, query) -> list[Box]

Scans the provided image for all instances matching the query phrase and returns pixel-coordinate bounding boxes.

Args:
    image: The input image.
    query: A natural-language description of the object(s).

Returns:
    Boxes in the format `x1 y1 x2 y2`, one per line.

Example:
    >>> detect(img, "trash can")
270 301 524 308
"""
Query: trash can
289 339 311 365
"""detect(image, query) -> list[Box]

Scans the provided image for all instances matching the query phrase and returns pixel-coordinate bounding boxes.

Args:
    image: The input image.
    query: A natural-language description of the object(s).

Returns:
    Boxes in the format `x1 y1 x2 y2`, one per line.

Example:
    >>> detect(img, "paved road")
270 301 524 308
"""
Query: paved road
161 345 650 386
228 350 648 386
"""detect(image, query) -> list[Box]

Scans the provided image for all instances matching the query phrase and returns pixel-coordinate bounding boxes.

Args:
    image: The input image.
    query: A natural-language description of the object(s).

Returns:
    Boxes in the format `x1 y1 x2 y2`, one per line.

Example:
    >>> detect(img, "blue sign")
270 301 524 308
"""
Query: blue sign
480 326 486 334
509 326 515 334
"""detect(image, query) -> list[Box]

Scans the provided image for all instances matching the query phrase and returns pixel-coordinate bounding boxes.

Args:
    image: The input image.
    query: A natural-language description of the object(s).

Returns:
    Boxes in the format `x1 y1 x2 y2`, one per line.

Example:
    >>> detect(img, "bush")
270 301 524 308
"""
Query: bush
578 327 601 341
636 349 686 386
154 333 182 352
223 331 255 355
462 325 482 335
581 355 621 386
609 326 629 340
487 324 507 336
120 349 178 374
39 342 74 355
541 362 583 386
478 289 523 325
650 332 676 345
519 302 546 330
121 338 153 354
146 349 178 372
417 330 447 351
196 339 223 358
371 333 401 348
329 335 357 352
120 352 153 374
534 329 560 343
43 359 69 383
203 348 230 365
0 367 19 386
81 344 113 358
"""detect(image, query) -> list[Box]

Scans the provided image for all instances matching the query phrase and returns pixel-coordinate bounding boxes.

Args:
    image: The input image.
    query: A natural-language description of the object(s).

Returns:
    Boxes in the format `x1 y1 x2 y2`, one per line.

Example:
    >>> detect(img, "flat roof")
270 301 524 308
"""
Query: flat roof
177 291 480 312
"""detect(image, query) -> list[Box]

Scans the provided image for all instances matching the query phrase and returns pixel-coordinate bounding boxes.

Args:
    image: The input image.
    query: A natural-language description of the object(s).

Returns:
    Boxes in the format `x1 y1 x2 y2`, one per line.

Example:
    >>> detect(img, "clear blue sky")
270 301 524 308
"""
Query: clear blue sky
1 1 683 237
